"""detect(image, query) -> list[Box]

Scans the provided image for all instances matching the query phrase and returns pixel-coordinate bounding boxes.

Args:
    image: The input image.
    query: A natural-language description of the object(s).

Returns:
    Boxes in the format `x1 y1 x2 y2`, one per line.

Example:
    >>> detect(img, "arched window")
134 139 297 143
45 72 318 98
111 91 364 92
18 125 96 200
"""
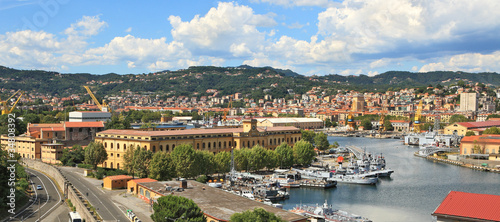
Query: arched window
167 145 170 151
172 144 175 150
104 142 107 148
152 146 156 152
117 143 120 149
197 143 200 149
111 143 113 149
104 162 107 168
203 143 205 149
117 163 120 170
160 145 163 151
213 142 216 148
224 141 227 148
208 143 211 149
110 162 113 169
219 142 221 148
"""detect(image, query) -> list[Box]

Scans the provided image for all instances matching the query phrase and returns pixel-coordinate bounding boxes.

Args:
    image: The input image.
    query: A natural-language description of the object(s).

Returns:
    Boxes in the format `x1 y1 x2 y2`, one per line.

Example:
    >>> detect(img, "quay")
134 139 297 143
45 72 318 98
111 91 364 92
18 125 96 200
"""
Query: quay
299 179 336 189
414 153 500 174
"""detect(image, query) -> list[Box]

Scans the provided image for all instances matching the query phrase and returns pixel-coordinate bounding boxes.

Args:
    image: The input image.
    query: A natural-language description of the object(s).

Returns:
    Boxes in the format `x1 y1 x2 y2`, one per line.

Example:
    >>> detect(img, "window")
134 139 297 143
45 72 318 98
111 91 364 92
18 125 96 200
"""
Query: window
213 142 216 148
160 145 163 151
111 143 113 149
219 142 221 148
208 143 211 149
117 144 120 149
117 154 120 158
111 153 113 157
224 141 226 148
166 145 170 151
202 143 205 149
197 143 199 149
117 163 120 169
172 144 175 150
152 146 156 152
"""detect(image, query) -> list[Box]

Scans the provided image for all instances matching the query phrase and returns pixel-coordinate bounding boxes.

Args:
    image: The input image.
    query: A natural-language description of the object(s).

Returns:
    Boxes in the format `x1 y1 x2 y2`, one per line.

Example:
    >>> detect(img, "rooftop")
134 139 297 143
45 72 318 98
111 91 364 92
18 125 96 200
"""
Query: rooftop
104 175 133 181
97 126 299 137
138 180 306 222
433 191 500 221
456 120 500 129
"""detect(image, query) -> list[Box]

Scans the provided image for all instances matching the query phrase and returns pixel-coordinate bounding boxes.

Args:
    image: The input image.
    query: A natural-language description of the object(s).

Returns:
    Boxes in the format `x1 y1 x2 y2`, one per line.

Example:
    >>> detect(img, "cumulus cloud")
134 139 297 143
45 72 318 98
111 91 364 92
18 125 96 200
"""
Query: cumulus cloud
64 15 107 37
169 2 275 56
251 0 337 8
419 51 500 73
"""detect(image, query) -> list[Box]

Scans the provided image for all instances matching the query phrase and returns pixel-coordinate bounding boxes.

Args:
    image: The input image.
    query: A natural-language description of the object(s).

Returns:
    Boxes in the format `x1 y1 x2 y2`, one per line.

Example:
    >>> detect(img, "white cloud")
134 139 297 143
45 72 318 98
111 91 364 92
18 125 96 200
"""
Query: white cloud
370 58 391 69
287 22 304 29
419 51 500 73
252 0 337 8
125 27 132 33
64 15 107 37
169 2 275 54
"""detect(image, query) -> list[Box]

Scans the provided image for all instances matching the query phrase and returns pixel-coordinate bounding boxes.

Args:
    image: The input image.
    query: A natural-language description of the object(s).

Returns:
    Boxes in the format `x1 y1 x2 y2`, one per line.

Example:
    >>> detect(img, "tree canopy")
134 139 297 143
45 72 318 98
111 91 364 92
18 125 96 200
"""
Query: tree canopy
84 142 108 170
230 208 285 222
151 195 205 222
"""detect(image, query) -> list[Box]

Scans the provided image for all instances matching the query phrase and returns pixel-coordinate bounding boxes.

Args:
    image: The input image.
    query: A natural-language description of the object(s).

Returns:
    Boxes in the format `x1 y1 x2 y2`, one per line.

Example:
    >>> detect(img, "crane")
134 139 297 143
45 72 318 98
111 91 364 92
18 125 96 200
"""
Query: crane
347 112 356 131
223 100 232 123
1 90 23 115
84 86 111 112
414 100 423 133
378 114 385 133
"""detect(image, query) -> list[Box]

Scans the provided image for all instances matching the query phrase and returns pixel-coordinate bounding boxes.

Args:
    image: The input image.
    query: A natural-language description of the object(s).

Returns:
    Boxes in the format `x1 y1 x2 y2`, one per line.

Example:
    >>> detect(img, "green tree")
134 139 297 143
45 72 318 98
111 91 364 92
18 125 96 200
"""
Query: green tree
84 142 108 170
483 127 500 135
105 114 131 129
214 151 231 175
149 152 175 181
265 149 277 170
275 143 294 169
151 195 206 222
248 145 267 172
23 113 40 124
325 119 334 128
234 148 250 171
135 147 153 178
361 120 373 130
230 208 285 222
123 145 137 177
449 114 471 124
487 114 500 120
196 151 215 176
383 119 394 131
171 144 198 178
313 132 330 151
60 145 85 166
465 131 475 136
293 140 316 166
301 130 316 144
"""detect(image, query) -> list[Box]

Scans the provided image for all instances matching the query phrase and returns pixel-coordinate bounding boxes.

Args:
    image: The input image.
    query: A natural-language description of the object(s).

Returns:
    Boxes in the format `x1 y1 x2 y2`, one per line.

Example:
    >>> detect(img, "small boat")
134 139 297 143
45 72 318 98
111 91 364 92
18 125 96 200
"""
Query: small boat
290 200 371 222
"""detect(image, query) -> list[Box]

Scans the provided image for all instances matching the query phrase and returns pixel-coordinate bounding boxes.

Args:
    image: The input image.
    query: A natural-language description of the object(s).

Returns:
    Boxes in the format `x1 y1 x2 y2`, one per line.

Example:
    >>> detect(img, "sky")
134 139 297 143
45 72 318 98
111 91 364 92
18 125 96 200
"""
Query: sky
1 0 500 76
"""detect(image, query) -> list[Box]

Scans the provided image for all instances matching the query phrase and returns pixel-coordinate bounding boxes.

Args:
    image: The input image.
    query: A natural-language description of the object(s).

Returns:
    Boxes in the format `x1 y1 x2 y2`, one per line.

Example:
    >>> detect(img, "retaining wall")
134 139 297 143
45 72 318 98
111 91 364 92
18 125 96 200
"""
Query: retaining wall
23 159 98 222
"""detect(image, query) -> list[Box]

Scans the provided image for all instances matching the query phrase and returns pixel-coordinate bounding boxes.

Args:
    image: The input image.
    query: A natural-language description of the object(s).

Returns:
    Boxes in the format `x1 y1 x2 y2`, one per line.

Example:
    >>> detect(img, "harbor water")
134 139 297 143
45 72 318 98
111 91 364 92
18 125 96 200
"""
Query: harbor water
281 137 500 222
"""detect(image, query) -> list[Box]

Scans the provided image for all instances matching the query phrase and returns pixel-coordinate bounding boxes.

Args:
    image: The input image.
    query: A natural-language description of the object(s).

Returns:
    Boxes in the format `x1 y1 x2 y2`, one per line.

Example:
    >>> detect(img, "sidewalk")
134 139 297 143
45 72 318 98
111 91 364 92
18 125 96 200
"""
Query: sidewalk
42 203 70 222
110 192 154 222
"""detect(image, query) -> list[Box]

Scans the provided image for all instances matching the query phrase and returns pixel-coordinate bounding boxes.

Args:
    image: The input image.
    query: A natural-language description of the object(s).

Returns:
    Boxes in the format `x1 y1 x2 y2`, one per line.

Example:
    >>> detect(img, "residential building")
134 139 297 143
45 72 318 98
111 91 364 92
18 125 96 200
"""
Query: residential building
68 111 111 122
460 93 477 112
352 94 365 112
444 120 500 136
459 135 500 155
257 118 323 129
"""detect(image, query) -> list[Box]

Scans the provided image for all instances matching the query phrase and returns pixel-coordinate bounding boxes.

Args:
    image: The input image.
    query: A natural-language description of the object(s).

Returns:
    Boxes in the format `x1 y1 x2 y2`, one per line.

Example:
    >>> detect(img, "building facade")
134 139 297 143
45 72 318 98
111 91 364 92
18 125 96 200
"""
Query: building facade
69 111 111 122
257 118 323 129
460 93 477 112
352 94 365 112
95 119 302 169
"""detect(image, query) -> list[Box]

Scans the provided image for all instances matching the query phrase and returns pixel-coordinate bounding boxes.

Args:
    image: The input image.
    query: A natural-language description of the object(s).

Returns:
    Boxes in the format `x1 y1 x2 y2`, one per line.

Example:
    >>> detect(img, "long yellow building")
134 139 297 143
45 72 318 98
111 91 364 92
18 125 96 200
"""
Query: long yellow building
95 119 302 169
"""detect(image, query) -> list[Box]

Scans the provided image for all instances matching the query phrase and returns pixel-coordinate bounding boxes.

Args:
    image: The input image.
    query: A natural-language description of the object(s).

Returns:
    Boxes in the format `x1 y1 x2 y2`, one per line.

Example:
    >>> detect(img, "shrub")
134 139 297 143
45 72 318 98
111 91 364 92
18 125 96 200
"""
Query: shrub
196 175 208 183
77 163 93 169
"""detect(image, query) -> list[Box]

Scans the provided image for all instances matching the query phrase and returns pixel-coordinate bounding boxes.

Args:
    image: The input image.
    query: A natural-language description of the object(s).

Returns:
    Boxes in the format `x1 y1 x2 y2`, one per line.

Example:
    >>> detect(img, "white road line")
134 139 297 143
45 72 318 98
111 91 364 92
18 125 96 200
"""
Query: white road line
36 169 62 221
22 169 50 221
12 172 38 218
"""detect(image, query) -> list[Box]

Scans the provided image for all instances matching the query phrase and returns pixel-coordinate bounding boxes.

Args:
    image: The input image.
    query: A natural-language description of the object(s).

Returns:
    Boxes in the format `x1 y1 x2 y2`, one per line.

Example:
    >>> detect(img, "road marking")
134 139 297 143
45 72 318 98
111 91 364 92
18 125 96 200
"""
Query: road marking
36 168 62 221
12 171 38 218
20 169 50 221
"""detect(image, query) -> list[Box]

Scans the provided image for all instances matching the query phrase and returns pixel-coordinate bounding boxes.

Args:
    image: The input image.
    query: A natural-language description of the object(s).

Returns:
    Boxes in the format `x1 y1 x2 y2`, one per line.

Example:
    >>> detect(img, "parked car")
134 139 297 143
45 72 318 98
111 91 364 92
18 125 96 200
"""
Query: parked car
36 185 42 190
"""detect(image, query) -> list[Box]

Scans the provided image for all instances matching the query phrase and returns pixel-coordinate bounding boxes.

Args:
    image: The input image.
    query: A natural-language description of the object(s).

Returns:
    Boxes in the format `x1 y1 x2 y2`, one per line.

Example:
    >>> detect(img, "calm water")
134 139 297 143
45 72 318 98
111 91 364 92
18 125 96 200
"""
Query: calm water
281 137 500 222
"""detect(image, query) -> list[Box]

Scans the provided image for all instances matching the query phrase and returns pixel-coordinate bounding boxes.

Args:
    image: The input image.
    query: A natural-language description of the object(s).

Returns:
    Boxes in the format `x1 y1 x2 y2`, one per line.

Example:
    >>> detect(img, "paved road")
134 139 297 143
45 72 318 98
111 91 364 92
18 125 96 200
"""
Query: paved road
59 167 129 222
9 168 66 222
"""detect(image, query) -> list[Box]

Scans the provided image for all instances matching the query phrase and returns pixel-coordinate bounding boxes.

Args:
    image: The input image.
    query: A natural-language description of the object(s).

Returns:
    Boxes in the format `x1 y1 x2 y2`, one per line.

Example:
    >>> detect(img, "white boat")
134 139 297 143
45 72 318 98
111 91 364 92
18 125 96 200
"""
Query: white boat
208 182 222 188
241 190 255 200
290 200 371 222
327 174 378 185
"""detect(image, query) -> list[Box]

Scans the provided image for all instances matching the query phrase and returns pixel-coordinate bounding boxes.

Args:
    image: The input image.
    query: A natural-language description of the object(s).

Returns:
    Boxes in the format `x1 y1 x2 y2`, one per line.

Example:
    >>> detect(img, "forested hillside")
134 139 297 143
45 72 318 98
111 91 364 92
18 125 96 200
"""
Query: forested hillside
1 65 499 98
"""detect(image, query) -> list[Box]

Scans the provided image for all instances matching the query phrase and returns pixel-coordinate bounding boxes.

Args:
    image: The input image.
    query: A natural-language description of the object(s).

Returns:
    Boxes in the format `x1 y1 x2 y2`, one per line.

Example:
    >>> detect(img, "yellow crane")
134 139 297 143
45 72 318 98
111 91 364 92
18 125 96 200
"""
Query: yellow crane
347 112 356 131
414 100 423 133
84 86 111 112
378 114 385 133
1 90 23 115
223 100 232 123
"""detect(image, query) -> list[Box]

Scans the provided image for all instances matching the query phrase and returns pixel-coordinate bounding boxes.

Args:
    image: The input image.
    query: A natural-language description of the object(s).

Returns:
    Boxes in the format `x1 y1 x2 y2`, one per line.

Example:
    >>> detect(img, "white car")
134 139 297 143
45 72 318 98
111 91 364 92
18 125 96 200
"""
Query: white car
36 185 42 190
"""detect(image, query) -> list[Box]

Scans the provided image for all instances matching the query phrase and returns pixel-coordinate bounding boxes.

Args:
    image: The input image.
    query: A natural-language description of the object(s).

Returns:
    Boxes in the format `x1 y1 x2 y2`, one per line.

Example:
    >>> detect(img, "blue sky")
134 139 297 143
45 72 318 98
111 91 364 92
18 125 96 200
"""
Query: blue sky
1 0 500 76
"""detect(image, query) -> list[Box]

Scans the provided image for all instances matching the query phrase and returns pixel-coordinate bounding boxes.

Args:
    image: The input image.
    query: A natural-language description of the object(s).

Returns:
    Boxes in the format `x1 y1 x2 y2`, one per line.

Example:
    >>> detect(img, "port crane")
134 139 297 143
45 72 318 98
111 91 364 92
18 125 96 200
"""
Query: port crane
347 112 355 131
1 90 23 115
223 100 232 123
84 86 111 112
413 100 423 133
378 114 385 133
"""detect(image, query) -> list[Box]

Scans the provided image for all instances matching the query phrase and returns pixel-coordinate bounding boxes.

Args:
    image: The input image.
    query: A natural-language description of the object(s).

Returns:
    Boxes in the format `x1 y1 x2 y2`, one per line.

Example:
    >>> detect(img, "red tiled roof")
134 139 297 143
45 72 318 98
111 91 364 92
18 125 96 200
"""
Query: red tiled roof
457 120 500 129
41 127 65 131
98 126 299 137
433 191 500 221
104 175 133 181
64 121 105 128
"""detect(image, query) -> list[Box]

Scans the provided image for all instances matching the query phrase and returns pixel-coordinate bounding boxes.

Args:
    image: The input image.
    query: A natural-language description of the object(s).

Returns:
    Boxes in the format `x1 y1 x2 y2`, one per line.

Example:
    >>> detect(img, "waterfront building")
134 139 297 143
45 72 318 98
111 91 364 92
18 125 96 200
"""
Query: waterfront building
459 135 500 155
432 191 500 222
95 119 301 169
444 120 500 136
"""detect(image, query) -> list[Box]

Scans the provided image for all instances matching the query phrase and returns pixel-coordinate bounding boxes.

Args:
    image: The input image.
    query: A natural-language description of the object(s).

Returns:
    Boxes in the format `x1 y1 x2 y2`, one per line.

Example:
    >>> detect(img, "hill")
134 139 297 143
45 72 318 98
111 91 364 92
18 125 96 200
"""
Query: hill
0 65 499 99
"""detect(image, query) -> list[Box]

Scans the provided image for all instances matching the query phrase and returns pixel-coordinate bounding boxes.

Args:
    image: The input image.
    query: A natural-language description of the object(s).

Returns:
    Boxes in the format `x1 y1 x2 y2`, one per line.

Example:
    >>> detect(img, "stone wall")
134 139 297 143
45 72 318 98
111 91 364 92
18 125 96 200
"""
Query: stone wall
23 159 98 222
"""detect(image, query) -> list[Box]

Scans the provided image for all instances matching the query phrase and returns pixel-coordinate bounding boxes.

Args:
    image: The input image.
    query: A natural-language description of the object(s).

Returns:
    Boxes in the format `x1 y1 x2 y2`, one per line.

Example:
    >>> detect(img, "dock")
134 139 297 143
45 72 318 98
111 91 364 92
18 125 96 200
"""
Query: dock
299 179 336 189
